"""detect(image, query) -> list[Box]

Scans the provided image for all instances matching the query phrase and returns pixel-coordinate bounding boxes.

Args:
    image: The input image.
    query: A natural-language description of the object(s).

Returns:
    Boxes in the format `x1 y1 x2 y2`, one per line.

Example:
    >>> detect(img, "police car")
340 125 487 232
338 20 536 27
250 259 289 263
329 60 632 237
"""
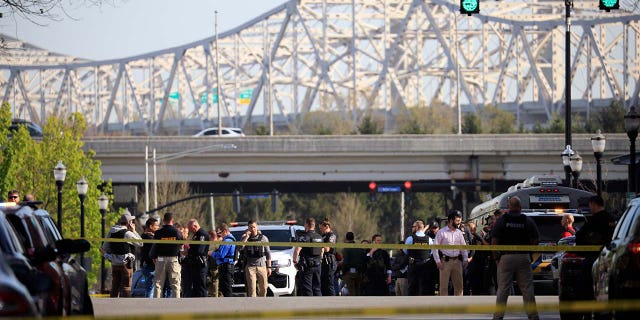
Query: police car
229 221 304 297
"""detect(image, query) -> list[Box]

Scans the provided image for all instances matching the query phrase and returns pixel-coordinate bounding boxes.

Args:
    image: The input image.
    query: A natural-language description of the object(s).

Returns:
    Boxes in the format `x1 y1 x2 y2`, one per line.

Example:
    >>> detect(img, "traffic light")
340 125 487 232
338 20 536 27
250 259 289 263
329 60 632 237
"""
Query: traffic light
232 190 241 213
403 181 413 204
599 0 619 11
460 0 479 16
271 189 279 213
368 181 377 202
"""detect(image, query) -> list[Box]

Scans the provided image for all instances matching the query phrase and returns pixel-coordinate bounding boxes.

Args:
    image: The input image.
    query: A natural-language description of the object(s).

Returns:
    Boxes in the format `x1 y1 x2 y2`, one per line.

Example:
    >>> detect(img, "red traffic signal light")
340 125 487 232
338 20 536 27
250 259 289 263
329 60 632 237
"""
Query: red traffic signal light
368 181 377 201
403 181 412 191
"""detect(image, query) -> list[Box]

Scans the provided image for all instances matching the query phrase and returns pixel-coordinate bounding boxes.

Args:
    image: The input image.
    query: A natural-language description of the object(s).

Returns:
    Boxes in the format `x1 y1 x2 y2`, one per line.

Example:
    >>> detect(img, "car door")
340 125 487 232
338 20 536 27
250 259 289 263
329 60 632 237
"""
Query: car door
594 202 638 301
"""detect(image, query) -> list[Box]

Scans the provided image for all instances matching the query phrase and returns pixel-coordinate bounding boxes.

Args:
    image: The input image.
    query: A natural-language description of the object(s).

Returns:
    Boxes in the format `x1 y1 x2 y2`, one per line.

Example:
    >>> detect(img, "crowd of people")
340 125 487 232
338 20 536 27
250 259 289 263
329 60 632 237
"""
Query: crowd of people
98 193 616 320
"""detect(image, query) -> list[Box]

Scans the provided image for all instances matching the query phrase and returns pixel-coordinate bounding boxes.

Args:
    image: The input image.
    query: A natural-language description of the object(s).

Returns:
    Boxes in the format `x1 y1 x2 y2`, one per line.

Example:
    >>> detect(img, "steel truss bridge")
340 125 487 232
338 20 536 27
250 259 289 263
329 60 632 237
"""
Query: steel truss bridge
2 0 640 135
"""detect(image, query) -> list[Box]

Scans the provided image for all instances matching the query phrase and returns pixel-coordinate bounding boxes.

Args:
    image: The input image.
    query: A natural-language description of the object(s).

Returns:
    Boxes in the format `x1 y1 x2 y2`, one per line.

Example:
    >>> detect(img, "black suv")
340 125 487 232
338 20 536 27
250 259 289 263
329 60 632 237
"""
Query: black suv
593 198 640 319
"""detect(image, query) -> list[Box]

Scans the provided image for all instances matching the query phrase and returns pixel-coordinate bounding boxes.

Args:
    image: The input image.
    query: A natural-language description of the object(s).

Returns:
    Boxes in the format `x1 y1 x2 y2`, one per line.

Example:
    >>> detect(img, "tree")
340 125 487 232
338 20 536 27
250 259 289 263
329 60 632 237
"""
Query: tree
395 102 455 134
300 110 352 135
358 114 383 134
480 104 515 133
586 100 627 133
462 112 482 133
0 104 108 286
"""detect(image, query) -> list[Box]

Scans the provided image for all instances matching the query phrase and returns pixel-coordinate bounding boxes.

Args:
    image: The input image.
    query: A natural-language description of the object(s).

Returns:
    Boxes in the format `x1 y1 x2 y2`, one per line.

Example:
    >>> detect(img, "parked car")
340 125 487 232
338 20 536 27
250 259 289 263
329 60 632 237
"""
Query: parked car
0 207 52 316
32 208 93 315
9 119 43 137
229 221 304 296
0 250 39 317
593 197 640 319
3 204 79 316
192 127 245 137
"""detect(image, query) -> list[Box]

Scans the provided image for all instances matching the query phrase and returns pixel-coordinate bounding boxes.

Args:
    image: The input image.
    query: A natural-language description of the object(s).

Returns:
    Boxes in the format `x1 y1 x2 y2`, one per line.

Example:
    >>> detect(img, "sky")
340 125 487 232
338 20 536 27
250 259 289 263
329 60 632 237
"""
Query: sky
1 0 285 60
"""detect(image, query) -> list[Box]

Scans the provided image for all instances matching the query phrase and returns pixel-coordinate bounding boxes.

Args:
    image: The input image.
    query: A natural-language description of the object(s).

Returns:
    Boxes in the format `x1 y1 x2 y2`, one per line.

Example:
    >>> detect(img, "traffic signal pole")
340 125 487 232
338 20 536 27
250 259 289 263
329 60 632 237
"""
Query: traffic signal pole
400 192 405 241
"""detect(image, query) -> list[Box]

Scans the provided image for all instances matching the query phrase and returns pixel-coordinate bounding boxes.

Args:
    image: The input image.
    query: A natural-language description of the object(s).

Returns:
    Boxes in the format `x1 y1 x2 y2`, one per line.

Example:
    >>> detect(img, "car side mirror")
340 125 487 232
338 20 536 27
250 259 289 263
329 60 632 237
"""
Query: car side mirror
31 246 58 264
56 239 91 254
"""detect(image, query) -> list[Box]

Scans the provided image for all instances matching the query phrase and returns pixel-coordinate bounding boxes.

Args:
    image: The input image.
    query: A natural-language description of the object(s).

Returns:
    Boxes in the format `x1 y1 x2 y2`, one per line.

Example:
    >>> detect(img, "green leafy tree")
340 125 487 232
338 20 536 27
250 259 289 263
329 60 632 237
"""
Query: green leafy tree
0 106 107 286
462 112 482 134
358 115 384 134
586 100 627 133
300 111 352 135
395 102 455 134
480 105 516 133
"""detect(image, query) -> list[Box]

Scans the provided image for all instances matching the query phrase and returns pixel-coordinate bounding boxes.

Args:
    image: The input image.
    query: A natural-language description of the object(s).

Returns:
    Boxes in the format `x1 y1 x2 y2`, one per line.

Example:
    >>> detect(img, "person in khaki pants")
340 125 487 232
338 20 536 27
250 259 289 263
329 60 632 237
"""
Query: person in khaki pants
239 219 272 297
432 210 468 296
150 212 183 298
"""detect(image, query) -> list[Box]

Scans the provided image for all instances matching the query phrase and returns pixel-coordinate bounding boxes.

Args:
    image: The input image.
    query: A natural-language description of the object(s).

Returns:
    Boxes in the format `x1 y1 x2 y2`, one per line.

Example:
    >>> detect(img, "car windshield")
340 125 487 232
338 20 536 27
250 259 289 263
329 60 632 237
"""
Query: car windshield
530 215 586 243
231 229 293 251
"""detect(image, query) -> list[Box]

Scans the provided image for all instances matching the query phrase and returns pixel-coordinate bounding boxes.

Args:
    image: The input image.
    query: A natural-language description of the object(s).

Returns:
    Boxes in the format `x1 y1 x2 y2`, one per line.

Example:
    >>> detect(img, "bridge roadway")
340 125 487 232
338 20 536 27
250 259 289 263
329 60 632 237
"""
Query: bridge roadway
91 295 562 319
85 134 630 193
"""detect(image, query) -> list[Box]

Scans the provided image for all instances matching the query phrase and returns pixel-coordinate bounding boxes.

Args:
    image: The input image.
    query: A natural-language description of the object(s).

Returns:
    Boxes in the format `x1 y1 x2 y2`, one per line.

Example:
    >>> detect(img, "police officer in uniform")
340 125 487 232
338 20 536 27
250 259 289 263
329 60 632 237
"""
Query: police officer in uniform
405 219 431 295
319 219 337 296
491 196 540 320
183 219 210 297
293 218 323 296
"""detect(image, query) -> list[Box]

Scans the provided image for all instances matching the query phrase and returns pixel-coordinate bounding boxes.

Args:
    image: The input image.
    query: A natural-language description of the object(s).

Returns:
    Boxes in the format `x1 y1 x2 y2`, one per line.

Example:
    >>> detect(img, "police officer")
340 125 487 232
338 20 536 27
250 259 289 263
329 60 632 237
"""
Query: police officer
240 219 272 297
150 212 183 298
183 219 210 297
319 218 337 296
405 219 431 295
293 217 323 296
491 196 540 320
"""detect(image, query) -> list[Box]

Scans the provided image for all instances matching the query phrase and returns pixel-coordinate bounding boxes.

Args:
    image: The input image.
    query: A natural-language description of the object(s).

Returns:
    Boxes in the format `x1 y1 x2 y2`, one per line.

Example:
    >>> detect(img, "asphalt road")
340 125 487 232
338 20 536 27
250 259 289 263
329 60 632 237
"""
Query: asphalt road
92 295 561 319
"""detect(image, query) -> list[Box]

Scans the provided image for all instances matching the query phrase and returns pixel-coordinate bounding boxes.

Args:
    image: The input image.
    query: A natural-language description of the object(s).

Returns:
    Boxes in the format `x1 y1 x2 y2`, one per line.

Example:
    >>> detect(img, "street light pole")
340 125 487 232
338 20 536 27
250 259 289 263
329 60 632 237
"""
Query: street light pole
564 0 573 153
53 161 67 233
98 193 109 294
561 145 574 186
625 106 640 195
569 152 583 189
76 177 88 268
591 130 606 196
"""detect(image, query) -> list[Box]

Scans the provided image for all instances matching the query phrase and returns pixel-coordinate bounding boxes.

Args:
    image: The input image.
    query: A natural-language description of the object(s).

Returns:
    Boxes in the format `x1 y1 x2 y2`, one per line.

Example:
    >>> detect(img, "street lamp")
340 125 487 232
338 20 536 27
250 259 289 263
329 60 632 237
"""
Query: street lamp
53 161 67 233
625 106 640 195
569 152 583 189
98 193 109 294
591 130 606 196
76 177 88 268
561 145 574 186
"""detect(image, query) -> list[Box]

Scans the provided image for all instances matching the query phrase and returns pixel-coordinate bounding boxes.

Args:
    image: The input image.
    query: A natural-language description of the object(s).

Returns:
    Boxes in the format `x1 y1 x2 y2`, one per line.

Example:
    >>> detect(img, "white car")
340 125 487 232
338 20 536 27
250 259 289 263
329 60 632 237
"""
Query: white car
230 221 304 296
192 127 245 137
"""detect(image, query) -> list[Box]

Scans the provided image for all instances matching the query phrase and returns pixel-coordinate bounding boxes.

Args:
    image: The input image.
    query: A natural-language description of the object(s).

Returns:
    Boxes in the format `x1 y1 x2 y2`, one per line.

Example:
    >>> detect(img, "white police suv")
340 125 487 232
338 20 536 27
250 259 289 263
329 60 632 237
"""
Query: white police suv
229 221 304 296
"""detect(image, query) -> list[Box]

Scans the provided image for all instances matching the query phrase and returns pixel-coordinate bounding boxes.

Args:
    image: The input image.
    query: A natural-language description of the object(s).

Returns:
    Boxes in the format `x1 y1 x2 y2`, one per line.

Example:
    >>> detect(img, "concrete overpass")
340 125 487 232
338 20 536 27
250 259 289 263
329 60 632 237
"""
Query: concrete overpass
85 134 631 194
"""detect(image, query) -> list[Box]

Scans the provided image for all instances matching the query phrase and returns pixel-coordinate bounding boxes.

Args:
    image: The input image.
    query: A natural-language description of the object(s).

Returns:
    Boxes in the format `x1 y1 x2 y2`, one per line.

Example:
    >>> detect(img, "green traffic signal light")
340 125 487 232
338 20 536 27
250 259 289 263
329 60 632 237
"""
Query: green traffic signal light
460 0 480 15
599 0 619 11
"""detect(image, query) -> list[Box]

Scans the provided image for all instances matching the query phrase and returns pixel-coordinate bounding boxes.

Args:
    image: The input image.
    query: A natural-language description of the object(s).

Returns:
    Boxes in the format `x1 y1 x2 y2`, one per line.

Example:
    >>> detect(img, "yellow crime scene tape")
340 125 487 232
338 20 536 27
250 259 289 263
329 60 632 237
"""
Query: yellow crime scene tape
85 237 601 252
74 237 615 319
56 299 640 320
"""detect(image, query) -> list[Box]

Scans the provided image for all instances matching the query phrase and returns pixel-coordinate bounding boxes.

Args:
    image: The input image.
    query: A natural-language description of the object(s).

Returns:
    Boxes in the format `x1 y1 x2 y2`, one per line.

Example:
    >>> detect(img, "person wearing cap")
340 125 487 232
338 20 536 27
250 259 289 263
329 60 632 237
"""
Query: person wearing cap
102 211 143 297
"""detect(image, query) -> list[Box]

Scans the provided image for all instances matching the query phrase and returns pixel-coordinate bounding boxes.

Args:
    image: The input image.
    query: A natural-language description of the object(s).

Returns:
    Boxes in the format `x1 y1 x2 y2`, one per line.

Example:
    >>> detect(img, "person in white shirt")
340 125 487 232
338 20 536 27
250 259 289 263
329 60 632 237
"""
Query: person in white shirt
432 210 468 296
